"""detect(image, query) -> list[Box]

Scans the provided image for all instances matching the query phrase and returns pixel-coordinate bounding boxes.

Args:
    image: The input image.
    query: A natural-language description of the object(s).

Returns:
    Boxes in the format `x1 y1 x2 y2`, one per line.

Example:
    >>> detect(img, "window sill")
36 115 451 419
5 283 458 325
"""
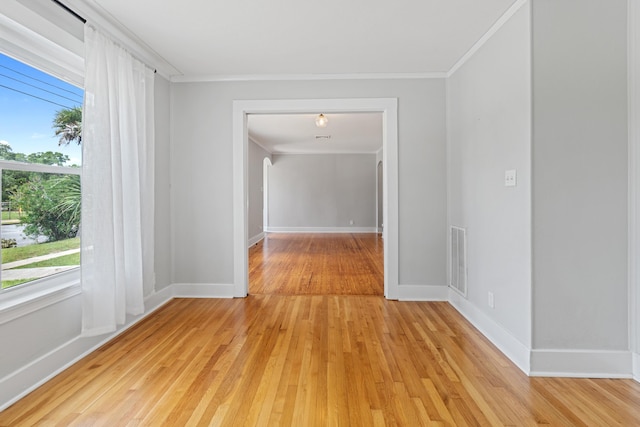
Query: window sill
0 268 80 325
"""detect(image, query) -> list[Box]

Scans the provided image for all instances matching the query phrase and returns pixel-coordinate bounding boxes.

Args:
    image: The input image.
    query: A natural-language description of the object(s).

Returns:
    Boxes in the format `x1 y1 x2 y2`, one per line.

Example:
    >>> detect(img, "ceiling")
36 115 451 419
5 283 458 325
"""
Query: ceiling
248 113 382 154
87 0 516 153
92 0 517 78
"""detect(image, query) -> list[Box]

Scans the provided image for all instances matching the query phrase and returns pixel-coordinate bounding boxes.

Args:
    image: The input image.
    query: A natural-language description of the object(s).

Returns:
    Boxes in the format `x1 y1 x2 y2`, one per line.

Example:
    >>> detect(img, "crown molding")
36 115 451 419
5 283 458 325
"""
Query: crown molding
60 0 180 78
447 0 528 78
171 72 446 83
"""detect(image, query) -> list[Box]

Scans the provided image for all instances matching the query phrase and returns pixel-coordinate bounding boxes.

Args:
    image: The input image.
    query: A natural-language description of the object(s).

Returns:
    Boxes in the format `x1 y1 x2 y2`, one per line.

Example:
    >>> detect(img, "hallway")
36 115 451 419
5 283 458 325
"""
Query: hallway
249 233 383 296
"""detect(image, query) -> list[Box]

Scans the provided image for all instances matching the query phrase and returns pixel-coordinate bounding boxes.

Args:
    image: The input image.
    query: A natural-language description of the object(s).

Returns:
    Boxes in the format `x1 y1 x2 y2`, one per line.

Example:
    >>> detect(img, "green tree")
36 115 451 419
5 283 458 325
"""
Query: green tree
1 149 70 201
13 174 80 242
26 151 69 166
0 141 17 161
53 106 82 146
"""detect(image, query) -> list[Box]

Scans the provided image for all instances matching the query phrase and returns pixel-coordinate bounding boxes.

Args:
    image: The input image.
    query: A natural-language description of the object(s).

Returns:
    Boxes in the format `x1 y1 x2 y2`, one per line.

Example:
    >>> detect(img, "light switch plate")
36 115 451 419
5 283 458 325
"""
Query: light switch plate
505 169 517 187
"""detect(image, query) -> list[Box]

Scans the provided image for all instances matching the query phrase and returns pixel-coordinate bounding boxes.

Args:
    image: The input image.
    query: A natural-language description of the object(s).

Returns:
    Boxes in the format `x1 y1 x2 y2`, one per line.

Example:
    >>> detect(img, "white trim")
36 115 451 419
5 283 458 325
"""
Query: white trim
448 289 531 374
0 286 173 412
633 352 640 382
248 232 265 246
447 0 528 77
0 270 80 325
629 0 640 378
264 227 378 234
0 160 82 175
172 283 235 299
172 72 446 83
270 150 382 155
397 285 448 301
530 350 633 378
0 283 79 326
0 10 84 87
233 98 399 300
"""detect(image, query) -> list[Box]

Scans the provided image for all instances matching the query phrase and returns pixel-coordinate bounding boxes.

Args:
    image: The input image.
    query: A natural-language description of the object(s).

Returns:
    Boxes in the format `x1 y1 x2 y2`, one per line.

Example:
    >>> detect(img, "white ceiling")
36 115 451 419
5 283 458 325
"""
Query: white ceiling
87 0 517 153
248 113 382 154
92 0 517 78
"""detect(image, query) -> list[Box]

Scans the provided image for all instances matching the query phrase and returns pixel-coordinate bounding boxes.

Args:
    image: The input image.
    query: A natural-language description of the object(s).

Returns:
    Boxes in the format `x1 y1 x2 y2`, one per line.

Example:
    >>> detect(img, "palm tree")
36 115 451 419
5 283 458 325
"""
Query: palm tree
53 106 82 146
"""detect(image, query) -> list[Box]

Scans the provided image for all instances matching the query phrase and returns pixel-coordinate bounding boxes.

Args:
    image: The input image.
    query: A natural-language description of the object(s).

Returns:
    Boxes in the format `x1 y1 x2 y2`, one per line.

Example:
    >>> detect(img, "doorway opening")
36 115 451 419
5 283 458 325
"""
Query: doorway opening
247 113 383 295
233 98 398 299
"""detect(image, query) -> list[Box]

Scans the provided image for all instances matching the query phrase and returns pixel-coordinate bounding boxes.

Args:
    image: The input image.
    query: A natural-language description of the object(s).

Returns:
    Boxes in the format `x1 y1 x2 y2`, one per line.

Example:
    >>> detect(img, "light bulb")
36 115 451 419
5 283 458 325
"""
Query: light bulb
315 113 328 128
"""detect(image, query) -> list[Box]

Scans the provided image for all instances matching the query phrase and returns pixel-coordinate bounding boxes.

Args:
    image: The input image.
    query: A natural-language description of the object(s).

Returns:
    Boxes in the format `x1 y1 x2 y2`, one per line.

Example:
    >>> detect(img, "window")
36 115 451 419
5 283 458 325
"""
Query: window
0 53 83 291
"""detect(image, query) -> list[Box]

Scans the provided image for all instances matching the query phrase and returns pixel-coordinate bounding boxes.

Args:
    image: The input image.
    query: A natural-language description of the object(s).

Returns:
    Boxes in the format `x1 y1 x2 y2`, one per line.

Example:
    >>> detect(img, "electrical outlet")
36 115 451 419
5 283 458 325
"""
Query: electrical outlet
504 169 517 187
488 292 495 308
349 219 354 225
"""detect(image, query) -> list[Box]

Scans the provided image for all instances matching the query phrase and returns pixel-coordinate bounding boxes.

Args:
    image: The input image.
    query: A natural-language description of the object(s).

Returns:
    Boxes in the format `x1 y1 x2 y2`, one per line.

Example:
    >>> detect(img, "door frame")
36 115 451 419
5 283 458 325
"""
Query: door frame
232 98 399 298
629 0 640 379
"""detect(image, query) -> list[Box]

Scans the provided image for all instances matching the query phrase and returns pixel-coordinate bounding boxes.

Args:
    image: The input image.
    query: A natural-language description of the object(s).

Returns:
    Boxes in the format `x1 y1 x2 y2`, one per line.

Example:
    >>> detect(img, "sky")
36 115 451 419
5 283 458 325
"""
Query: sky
0 53 83 165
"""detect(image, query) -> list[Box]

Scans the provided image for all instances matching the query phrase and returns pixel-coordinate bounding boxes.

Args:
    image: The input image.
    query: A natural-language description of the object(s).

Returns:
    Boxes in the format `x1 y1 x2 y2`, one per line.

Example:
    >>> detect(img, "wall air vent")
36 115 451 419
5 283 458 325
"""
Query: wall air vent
315 135 331 140
450 226 467 297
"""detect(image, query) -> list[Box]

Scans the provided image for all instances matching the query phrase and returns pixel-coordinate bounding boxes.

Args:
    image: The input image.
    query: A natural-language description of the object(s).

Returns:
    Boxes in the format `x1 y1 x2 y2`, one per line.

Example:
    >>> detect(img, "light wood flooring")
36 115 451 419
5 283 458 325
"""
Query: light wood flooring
2 234 640 425
2 297 640 426
249 233 383 296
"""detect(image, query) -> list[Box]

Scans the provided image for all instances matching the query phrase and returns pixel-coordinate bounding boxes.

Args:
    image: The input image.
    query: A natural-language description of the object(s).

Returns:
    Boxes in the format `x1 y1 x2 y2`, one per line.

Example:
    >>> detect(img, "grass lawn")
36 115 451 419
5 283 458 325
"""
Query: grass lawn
15 252 80 269
1 279 31 289
1 211 24 221
2 237 80 264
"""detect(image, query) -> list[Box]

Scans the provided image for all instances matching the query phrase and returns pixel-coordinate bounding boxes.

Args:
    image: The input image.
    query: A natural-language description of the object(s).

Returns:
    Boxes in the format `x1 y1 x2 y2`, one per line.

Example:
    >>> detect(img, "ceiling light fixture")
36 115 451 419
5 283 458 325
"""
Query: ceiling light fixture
315 113 328 128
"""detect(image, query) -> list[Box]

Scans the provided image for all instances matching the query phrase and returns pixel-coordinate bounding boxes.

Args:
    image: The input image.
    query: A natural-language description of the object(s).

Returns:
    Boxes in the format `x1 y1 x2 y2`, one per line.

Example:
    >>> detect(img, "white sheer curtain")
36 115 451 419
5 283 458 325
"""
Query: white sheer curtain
81 24 155 336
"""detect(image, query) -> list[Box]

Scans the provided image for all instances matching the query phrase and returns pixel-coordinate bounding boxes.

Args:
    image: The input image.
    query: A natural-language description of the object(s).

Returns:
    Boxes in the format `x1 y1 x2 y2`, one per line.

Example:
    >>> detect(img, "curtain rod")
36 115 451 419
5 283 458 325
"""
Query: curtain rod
51 0 86 24
49 0 157 74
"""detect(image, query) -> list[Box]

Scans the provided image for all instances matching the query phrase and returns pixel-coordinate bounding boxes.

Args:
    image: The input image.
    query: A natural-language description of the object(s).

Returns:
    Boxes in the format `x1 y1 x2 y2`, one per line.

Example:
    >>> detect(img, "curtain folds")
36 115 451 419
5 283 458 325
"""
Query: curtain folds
81 24 155 336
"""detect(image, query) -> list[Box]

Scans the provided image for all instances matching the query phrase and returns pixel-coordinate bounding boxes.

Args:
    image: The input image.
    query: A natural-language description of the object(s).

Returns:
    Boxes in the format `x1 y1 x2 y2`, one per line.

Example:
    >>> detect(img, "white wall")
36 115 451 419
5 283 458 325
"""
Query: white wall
531 0 628 360
248 139 271 242
154 75 172 290
170 79 447 288
447 2 531 359
268 153 376 230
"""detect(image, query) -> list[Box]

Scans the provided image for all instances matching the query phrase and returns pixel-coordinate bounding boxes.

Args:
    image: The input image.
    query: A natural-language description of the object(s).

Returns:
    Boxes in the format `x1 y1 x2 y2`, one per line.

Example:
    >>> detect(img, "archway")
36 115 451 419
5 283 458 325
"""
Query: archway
377 160 383 233
263 157 272 232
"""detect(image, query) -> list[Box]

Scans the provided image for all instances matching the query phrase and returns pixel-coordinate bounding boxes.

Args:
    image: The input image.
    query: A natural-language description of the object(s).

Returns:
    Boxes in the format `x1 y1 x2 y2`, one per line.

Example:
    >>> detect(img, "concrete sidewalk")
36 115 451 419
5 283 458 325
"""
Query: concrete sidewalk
2 248 80 270
2 265 77 280
2 248 80 281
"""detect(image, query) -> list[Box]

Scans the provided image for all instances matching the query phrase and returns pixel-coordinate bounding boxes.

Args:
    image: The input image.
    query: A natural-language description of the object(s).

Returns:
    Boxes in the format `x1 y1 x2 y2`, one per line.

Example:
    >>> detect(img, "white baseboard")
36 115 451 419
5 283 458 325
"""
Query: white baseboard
448 289 531 374
397 284 448 301
530 349 633 378
0 286 173 412
248 232 265 246
265 226 378 233
634 352 640 382
172 283 235 298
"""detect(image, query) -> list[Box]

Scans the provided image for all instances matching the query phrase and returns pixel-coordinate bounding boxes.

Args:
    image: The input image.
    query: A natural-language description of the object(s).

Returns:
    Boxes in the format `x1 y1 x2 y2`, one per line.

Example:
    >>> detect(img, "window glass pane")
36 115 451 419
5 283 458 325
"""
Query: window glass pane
1 171 80 289
0 53 82 166
0 52 82 290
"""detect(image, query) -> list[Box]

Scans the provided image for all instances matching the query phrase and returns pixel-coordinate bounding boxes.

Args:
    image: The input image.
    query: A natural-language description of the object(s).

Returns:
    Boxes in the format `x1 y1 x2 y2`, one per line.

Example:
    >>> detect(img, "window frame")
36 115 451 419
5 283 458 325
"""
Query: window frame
0 2 84 321
0 155 83 324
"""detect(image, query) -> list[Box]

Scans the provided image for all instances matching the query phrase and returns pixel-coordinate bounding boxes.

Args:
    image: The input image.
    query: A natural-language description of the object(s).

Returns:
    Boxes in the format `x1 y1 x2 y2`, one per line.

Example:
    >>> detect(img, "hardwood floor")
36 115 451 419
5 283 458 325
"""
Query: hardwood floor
249 233 383 296
2 296 640 426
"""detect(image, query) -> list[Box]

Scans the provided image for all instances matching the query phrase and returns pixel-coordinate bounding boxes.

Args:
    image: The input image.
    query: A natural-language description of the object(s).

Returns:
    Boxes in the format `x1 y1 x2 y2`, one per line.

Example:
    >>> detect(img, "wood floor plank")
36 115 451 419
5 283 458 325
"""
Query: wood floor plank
249 233 383 295
3 234 640 425
2 296 640 425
